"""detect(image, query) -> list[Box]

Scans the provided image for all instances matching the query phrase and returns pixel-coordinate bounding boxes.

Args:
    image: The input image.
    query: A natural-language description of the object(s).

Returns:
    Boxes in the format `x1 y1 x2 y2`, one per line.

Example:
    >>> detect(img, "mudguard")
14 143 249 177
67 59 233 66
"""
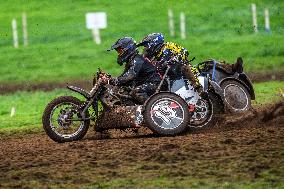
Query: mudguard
67 86 90 99
238 73 255 100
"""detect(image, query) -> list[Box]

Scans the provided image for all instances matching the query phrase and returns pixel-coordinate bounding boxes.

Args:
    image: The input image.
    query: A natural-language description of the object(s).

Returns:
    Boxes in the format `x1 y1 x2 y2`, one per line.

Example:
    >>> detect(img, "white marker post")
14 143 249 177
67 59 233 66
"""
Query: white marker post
22 12 28 46
12 19 19 48
86 12 107 44
10 107 16 117
168 9 175 37
180 12 186 39
251 4 258 33
92 28 101 44
280 89 284 98
264 8 271 33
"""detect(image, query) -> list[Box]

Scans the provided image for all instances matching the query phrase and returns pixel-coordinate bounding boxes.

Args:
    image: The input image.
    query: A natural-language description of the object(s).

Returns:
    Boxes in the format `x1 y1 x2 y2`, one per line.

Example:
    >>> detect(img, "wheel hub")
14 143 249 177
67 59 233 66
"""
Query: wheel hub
151 98 184 129
224 84 248 110
57 110 73 129
192 100 209 121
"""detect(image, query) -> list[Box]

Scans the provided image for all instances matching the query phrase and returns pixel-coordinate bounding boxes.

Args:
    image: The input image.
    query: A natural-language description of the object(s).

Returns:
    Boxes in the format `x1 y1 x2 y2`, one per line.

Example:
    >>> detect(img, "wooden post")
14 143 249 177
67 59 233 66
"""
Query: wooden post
168 9 175 37
279 89 284 98
180 12 186 39
92 28 101 44
22 12 28 46
12 19 19 48
10 107 16 117
251 4 258 33
264 8 271 33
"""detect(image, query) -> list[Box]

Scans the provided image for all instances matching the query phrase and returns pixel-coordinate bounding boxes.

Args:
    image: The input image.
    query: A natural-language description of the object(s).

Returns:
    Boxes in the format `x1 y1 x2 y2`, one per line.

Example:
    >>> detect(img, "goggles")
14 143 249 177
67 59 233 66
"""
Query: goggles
116 47 124 55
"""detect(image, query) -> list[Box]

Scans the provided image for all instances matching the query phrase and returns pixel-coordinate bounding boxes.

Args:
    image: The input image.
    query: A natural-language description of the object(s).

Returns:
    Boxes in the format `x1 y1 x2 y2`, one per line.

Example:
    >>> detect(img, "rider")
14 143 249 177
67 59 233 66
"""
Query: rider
137 33 206 98
107 37 161 104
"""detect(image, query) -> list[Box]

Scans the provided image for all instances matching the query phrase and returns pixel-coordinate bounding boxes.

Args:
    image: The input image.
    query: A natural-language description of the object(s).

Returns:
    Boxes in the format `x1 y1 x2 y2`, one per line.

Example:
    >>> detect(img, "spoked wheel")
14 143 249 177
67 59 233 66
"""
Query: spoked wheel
42 96 90 143
189 98 212 128
144 93 190 136
188 92 224 130
221 80 251 113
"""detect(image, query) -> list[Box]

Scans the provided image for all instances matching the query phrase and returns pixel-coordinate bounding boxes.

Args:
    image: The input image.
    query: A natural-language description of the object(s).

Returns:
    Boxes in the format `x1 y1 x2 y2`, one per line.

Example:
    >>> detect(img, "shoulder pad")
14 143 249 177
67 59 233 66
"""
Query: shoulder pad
133 55 144 63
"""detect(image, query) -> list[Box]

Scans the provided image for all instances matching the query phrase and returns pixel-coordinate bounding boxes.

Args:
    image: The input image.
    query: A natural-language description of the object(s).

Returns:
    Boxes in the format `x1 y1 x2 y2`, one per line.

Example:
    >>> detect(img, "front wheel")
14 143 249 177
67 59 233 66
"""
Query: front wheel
144 93 190 136
221 80 251 113
42 96 90 143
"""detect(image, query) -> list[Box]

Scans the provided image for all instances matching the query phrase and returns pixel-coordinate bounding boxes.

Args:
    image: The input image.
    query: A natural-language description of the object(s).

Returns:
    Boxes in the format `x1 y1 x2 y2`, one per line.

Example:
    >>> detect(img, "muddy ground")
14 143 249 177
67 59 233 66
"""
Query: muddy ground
1 71 284 95
0 102 283 188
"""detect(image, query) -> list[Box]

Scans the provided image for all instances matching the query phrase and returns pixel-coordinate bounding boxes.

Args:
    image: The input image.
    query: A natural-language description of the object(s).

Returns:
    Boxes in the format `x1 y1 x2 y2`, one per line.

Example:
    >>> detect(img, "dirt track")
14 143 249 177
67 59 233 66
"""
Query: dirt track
0 102 284 188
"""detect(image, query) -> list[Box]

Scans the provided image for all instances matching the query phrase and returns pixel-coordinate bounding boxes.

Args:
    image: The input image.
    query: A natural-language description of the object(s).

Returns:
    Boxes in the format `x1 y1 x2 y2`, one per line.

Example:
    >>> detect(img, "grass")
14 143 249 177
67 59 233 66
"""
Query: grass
82 176 284 189
0 81 283 132
0 89 83 131
3 166 283 189
10 176 283 189
0 0 283 84
253 81 284 105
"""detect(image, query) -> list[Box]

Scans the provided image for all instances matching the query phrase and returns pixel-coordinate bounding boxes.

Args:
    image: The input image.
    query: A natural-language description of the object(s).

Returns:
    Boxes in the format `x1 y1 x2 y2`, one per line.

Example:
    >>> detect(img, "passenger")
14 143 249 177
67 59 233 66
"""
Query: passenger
138 33 207 98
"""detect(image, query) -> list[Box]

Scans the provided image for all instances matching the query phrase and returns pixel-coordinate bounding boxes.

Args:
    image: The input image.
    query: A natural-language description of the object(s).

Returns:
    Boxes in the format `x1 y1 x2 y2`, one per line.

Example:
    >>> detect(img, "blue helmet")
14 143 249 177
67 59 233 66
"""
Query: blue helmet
137 33 164 58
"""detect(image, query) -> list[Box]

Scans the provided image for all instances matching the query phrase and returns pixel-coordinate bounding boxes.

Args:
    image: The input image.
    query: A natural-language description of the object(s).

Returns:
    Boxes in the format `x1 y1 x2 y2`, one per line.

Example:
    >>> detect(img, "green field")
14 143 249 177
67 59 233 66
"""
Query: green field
1 2 284 188
0 0 283 83
0 81 283 132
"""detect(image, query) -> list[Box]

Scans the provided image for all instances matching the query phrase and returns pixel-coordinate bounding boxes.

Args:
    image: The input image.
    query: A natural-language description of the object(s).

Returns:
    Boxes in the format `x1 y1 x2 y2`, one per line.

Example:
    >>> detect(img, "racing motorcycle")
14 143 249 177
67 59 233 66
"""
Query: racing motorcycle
42 68 191 142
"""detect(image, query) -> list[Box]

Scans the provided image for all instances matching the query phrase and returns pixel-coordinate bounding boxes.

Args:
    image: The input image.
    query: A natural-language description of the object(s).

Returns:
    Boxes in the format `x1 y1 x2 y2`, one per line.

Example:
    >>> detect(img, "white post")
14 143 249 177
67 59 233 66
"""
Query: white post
251 4 258 33
180 12 186 39
10 107 16 117
168 9 175 37
280 89 284 98
92 28 101 44
86 12 107 44
264 8 271 33
22 12 28 46
12 19 19 48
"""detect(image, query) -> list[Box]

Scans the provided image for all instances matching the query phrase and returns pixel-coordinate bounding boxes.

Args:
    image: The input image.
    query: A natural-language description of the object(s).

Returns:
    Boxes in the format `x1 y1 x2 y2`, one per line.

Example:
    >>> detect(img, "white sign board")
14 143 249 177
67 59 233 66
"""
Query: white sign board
86 12 107 29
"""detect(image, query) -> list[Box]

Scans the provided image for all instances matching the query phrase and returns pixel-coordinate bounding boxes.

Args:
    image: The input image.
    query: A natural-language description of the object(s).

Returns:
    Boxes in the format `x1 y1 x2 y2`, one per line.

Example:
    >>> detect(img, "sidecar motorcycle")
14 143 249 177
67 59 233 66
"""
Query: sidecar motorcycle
42 58 254 142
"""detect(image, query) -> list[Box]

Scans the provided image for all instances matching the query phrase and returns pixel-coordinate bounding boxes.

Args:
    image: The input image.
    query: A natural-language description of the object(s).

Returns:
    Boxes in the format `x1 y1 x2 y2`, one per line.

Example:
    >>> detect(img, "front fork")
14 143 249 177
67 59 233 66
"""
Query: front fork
65 99 97 122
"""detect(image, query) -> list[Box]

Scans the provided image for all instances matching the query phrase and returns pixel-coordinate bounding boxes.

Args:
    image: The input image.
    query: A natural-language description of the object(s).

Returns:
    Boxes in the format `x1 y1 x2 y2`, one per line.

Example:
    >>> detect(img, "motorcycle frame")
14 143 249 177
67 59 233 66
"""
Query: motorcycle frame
65 79 105 121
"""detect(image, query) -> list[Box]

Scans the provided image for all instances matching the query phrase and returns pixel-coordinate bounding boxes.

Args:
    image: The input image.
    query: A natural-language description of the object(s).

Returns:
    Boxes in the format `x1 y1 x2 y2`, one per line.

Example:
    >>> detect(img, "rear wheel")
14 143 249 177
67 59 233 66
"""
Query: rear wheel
42 96 90 143
144 93 190 136
188 92 224 130
221 80 251 113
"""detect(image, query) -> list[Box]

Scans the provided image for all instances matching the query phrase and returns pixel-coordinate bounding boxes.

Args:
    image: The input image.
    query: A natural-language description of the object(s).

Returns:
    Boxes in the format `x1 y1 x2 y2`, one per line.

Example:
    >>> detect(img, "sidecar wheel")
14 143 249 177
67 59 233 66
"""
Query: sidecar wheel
221 80 252 113
144 93 190 136
42 96 90 143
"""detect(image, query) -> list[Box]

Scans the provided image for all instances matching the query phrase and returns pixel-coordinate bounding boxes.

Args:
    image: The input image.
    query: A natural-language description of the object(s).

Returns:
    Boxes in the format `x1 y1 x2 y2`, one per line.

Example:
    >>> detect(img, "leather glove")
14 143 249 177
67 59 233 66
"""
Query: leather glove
109 78 119 85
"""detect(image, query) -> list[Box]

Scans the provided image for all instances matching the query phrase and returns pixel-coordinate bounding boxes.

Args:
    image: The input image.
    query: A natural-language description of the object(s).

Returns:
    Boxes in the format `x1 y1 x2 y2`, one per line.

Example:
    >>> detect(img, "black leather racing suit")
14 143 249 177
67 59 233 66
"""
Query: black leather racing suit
111 54 161 104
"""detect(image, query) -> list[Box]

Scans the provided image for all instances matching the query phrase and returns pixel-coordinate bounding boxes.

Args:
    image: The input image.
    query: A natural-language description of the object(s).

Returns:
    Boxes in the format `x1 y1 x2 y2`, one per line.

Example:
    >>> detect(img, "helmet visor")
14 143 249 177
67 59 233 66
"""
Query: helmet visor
115 47 124 55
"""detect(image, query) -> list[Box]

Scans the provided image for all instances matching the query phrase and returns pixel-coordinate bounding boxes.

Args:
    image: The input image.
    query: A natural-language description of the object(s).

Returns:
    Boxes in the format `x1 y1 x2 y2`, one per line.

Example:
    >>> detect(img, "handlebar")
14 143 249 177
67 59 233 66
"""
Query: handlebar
93 69 112 86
